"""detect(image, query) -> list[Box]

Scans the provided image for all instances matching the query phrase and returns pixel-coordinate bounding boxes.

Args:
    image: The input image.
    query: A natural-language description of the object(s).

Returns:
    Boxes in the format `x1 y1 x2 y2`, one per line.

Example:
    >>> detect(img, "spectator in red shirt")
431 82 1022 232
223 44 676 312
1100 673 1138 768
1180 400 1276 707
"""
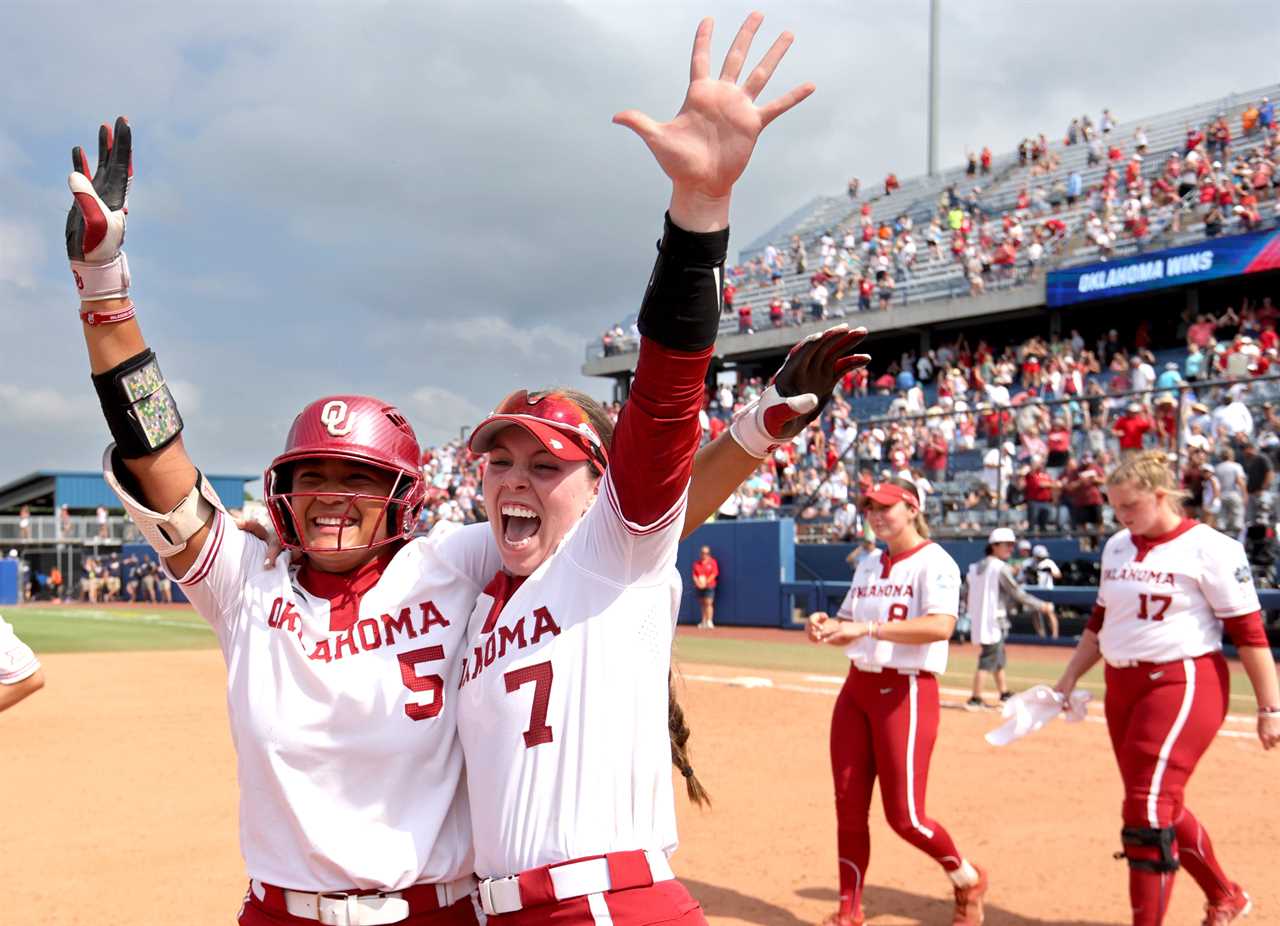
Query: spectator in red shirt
1024 457 1058 532
1063 454 1105 547
723 280 737 315
980 146 992 174
1187 314 1216 349
884 172 900 195
691 546 721 629
1112 402 1153 455
738 303 753 334
769 298 785 328
923 429 949 484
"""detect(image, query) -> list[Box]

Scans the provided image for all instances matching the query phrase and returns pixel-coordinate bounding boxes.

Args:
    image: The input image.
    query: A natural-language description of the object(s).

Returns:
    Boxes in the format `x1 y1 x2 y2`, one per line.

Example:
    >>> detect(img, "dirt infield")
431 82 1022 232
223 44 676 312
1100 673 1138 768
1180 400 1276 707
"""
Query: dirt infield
2 649 1276 925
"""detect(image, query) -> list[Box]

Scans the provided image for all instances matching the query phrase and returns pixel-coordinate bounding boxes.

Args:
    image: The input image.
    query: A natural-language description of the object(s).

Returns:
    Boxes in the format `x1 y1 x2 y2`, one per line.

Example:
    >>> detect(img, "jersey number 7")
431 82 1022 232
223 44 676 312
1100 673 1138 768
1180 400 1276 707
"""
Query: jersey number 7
505 661 554 747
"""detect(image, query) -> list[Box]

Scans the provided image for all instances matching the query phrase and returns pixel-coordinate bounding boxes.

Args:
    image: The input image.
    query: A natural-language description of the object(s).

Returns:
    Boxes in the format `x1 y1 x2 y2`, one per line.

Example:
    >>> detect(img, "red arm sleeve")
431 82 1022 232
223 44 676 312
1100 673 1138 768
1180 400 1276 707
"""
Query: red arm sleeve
1222 611 1269 648
608 336 713 527
1086 604 1105 635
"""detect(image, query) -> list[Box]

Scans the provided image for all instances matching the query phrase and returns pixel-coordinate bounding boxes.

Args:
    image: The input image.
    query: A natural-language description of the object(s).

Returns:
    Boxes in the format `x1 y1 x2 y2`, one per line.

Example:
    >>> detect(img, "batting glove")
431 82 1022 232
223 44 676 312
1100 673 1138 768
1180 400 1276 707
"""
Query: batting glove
729 324 869 458
66 116 133 301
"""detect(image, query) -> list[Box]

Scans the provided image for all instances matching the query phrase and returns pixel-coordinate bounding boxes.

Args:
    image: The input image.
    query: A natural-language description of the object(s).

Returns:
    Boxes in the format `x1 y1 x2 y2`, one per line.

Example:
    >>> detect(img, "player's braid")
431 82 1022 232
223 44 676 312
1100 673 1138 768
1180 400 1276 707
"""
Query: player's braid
668 670 710 807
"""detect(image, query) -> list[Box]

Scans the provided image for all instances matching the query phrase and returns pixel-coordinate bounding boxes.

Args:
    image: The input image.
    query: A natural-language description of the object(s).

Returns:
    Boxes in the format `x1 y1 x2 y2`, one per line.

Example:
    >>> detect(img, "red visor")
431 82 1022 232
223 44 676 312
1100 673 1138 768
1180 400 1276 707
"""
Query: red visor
862 482 920 510
468 390 609 474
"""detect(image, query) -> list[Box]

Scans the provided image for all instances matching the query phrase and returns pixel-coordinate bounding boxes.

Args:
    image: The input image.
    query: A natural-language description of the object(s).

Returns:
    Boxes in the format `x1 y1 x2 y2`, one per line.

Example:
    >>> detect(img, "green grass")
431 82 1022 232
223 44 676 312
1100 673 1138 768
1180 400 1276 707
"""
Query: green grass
2 606 1261 707
675 633 1262 706
2 606 217 653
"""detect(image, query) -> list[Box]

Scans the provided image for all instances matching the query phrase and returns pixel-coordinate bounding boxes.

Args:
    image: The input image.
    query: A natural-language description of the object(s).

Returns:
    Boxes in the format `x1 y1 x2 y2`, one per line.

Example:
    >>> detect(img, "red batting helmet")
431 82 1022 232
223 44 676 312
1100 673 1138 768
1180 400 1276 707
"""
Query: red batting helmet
264 395 426 554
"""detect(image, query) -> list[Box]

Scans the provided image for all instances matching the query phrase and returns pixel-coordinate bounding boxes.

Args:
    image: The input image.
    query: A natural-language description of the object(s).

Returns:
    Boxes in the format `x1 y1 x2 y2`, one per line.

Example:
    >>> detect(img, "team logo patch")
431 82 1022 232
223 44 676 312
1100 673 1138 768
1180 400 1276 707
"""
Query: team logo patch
1234 564 1253 584
320 400 355 437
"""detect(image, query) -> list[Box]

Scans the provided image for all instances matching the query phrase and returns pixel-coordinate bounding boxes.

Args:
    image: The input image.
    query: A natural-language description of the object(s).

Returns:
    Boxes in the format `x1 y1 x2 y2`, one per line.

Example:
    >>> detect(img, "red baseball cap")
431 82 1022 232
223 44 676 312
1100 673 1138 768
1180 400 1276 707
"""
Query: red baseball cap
468 390 609 474
862 481 921 510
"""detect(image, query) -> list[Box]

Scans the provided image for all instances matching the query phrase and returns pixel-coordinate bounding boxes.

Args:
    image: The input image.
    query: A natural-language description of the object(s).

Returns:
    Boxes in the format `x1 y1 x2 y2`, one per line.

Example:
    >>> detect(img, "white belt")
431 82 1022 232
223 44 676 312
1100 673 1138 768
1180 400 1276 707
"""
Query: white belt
268 875 476 925
478 850 674 916
853 662 918 676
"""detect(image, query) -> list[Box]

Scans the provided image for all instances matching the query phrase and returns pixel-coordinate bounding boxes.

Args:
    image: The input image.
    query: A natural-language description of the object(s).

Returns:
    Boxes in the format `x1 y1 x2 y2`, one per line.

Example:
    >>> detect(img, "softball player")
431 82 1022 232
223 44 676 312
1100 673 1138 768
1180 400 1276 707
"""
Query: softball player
0 614 44 713
1054 451 1280 926
455 15 824 925
808 478 988 926
65 69 853 922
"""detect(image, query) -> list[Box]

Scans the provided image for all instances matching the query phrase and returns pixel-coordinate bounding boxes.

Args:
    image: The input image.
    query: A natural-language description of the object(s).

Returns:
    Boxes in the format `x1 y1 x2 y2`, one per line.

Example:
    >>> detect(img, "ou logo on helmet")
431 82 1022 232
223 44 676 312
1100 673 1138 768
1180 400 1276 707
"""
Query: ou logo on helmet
320 400 355 437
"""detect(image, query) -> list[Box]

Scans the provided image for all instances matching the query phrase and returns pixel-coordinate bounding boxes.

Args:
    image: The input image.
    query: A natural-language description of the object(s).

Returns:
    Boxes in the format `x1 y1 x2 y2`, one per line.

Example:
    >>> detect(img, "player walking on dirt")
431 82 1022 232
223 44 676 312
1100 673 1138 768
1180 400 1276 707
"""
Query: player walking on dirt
807 477 989 926
1054 451 1280 926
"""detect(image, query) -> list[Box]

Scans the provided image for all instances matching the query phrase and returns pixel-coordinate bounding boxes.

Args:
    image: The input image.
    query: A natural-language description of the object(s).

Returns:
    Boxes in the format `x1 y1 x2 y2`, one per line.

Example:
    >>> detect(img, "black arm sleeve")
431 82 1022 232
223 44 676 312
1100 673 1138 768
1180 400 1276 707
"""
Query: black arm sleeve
636 213 729 353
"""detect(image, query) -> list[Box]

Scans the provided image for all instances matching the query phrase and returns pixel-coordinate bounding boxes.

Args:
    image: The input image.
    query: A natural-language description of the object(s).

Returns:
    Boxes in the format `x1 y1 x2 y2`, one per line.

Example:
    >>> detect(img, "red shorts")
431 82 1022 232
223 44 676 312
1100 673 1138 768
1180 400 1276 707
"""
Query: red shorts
237 881 479 926
487 879 705 926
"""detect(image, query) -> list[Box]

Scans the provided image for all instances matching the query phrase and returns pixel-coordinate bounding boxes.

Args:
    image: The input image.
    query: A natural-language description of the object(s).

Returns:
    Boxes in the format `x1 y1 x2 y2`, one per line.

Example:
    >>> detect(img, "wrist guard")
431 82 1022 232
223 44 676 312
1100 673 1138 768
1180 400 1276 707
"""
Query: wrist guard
72 252 131 302
102 445 225 557
91 348 183 458
729 386 819 459
636 212 728 353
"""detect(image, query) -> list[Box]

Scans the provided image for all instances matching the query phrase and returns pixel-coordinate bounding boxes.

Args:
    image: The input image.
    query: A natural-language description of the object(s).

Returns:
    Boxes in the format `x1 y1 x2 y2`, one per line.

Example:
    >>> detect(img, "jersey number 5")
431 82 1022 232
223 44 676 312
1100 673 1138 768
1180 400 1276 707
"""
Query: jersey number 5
397 646 446 721
505 661 554 747
1137 593 1172 622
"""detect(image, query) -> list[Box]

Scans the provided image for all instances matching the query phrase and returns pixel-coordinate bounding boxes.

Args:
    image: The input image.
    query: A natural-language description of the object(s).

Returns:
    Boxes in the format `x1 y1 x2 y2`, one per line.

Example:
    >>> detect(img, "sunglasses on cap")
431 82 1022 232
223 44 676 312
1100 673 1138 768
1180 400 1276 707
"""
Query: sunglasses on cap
469 390 609 475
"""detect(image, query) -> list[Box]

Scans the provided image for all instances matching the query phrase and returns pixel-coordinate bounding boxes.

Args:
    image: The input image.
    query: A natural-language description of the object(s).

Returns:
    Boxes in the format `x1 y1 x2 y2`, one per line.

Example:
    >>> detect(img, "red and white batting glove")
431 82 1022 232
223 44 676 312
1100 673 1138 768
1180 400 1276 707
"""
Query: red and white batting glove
66 116 133 302
729 324 869 458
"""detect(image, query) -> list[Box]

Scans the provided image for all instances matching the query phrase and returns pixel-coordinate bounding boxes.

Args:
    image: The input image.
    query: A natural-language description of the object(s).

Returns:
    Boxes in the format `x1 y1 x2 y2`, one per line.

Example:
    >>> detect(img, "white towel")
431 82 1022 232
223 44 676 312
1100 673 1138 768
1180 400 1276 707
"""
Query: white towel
983 684 1091 746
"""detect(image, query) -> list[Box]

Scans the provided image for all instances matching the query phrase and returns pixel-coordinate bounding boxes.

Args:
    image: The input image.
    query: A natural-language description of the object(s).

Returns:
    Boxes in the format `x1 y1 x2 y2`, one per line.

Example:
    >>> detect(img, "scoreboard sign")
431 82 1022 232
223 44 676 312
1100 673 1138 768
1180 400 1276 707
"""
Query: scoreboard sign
1046 226 1280 307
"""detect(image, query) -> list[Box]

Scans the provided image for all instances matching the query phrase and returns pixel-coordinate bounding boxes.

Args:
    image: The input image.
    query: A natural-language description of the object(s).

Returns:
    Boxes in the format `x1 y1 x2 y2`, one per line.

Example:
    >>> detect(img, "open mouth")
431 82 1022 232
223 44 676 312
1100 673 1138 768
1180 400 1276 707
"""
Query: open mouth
310 514 358 536
500 503 542 550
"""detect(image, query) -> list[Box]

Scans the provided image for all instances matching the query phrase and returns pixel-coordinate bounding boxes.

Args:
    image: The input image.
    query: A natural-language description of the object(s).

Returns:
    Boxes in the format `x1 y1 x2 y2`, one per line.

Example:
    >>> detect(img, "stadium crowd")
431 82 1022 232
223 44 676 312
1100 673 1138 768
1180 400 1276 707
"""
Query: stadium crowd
599 98 1280 351
459 287 1280 582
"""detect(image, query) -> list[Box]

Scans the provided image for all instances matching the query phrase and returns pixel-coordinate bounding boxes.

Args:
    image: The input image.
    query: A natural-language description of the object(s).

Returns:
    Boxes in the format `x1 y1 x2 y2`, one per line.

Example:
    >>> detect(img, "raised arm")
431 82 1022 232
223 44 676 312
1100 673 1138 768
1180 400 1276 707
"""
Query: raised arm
610 12 813 524
66 118 220 576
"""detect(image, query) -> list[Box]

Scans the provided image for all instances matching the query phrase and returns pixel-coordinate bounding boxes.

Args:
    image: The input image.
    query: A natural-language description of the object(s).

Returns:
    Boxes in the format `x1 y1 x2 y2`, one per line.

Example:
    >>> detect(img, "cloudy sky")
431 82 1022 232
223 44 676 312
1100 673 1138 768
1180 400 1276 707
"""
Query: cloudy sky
1 0 1276 483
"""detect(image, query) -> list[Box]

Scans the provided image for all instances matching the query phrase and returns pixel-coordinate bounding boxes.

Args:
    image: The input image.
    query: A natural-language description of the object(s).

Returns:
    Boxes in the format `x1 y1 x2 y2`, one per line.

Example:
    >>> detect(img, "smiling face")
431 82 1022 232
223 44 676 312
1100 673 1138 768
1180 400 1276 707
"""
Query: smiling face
482 426 600 577
865 498 916 546
290 458 398 573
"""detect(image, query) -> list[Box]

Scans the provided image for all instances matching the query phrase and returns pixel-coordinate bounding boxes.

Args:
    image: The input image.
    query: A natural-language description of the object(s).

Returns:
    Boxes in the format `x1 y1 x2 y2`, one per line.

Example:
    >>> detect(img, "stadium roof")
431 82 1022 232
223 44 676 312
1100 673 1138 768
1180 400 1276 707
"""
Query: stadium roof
0 470 255 513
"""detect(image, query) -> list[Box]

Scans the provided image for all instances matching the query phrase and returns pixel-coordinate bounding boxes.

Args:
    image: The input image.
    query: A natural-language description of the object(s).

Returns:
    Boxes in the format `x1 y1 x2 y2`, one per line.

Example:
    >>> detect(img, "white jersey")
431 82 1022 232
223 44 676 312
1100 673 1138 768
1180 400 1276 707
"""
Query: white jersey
836 542 960 674
456 471 684 879
166 512 499 891
1096 521 1259 664
0 615 40 685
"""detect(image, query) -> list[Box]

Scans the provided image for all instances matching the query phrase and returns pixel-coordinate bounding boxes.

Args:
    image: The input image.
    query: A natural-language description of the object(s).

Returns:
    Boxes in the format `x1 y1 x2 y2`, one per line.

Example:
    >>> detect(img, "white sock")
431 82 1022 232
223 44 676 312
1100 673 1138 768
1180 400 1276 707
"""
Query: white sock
948 860 980 888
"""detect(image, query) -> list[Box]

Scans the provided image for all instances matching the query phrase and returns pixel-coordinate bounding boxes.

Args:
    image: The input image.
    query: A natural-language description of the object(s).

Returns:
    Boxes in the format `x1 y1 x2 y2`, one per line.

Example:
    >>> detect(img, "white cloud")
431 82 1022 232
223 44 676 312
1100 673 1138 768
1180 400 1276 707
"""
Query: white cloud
0 219 46 289
406 385 490 439
0 382 97 426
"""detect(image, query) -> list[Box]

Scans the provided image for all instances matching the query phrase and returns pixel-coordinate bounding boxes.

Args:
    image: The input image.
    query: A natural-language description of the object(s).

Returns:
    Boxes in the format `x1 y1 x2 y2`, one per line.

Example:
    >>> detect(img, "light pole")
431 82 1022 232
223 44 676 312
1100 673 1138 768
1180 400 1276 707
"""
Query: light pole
927 0 940 177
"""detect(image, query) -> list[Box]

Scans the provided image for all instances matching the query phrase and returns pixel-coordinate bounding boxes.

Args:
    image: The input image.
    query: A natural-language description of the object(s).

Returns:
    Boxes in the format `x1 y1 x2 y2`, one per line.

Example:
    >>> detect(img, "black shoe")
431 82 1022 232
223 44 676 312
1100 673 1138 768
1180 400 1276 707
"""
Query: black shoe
964 697 986 712
999 691 1014 703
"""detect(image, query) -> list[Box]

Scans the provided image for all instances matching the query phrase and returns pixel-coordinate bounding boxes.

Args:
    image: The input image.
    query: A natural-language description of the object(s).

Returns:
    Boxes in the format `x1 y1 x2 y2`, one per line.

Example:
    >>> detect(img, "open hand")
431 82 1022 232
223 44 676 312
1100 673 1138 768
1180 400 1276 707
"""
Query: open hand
613 12 814 213
235 516 298 570
1260 712 1280 750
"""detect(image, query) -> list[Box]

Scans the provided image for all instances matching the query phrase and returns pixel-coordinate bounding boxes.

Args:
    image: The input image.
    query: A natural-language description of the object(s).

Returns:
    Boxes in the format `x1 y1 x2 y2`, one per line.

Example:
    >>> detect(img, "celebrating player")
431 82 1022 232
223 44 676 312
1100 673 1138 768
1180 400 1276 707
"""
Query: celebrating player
1054 451 1280 926
0 614 44 713
63 14 856 922
806 477 988 926
455 13 822 925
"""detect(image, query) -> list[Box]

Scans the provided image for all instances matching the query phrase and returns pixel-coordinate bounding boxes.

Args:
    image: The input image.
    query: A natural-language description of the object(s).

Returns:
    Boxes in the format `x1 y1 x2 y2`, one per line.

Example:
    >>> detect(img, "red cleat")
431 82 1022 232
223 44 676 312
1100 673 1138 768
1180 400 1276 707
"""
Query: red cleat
951 865 988 925
1203 885 1252 925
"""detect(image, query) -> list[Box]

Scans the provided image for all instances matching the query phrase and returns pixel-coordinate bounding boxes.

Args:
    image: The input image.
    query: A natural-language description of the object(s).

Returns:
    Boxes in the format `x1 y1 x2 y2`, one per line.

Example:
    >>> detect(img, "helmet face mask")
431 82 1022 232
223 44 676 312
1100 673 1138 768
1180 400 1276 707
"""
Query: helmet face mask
265 396 425 556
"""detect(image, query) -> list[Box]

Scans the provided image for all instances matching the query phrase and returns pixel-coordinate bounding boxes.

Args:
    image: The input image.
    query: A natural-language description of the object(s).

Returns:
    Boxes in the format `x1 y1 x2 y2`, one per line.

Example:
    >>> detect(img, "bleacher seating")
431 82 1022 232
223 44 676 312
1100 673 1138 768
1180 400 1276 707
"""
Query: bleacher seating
589 81 1280 360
